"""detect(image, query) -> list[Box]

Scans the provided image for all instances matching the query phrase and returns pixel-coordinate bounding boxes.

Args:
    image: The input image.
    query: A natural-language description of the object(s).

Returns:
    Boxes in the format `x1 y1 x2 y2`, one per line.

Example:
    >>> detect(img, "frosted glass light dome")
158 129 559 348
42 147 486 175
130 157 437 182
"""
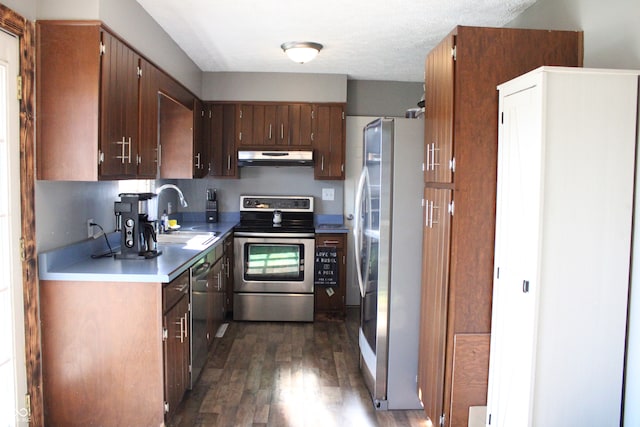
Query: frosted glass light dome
281 41 323 64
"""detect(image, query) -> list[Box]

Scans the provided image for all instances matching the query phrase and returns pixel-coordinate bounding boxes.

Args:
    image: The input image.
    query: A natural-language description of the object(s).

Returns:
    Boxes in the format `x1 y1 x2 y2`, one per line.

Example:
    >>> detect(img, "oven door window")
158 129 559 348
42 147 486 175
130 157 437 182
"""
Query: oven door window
244 243 305 282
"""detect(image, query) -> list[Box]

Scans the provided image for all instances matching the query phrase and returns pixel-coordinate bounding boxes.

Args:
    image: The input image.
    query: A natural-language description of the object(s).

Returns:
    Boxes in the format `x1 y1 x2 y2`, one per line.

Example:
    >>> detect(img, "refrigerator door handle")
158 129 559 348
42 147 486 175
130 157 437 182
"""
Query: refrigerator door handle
354 167 368 298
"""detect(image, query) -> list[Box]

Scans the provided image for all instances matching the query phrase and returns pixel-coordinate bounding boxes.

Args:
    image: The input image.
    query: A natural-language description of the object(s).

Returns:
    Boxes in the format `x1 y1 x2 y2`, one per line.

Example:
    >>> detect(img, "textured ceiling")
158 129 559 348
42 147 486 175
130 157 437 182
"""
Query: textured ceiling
136 0 536 82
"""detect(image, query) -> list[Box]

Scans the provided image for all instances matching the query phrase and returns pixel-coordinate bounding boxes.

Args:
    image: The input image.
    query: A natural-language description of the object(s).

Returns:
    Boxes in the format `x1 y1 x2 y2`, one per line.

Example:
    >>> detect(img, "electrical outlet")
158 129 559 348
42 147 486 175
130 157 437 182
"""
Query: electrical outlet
322 188 335 201
167 202 173 214
87 219 95 238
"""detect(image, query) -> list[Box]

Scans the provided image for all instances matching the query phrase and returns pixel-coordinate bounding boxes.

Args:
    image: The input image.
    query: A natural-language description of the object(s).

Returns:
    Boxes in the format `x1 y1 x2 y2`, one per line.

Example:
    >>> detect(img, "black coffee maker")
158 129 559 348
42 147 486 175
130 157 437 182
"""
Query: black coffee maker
114 193 162 259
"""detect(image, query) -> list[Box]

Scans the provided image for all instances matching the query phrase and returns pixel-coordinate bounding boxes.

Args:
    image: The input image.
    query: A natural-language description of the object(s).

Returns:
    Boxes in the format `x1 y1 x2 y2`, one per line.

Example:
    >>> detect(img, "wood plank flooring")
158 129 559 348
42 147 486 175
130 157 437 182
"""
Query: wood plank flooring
168 308 429 427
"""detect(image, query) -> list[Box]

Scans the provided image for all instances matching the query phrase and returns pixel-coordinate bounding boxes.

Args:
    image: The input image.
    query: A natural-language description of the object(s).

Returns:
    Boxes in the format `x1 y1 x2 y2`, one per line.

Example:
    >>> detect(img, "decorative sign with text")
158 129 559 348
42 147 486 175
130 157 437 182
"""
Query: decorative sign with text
314 246 338 286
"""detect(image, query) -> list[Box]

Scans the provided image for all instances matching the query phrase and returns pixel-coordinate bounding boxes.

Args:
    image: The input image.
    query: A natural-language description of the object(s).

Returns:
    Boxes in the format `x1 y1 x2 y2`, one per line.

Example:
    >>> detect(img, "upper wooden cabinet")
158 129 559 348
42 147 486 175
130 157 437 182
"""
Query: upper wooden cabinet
417 26 583 427
36 21 200 181
192 98 208 178
312 104 345 180
236 102 314 148
207 103 238 178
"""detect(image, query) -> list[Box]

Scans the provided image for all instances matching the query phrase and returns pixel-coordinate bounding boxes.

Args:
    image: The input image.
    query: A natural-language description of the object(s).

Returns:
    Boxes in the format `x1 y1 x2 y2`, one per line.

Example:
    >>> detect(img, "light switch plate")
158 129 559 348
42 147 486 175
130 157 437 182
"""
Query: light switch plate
322 188 335 201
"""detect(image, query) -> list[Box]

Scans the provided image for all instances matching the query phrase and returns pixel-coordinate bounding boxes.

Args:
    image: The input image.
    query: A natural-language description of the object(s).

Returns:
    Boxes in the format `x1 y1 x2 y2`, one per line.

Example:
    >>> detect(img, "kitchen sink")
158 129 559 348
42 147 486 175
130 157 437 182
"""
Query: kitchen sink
156 230 218 247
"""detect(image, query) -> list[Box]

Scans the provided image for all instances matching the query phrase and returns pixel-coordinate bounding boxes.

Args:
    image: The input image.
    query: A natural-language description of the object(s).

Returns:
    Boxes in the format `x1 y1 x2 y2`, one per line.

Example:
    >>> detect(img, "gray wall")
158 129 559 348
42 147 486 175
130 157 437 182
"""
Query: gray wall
203 72 347 102
35 0 202 95
3 0 36 20
347 80 424 117
506 0 640 425
507 0 640 69
177 168 343 216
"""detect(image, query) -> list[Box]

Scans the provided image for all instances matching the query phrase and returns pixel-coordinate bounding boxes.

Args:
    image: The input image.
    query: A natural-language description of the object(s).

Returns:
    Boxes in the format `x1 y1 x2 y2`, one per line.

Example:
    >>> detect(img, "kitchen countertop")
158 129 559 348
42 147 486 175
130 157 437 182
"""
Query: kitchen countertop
315 223 349 233
38 221 237 283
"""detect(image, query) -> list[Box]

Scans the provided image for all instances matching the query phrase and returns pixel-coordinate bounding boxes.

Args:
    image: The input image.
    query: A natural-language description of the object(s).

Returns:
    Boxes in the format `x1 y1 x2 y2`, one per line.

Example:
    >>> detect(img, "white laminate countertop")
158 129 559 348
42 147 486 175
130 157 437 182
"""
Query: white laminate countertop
38 221 237 283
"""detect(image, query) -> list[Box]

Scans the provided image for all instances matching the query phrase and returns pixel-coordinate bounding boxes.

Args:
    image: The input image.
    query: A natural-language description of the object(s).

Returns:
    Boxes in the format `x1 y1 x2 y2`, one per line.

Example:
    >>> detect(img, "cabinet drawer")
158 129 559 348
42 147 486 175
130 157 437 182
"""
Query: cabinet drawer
315 235 345 249
163 270 189 313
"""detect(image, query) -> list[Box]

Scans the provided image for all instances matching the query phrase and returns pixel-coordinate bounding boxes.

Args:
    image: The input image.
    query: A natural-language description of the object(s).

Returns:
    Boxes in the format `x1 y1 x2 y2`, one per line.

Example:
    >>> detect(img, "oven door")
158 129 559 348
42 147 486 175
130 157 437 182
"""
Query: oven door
234 233 315 294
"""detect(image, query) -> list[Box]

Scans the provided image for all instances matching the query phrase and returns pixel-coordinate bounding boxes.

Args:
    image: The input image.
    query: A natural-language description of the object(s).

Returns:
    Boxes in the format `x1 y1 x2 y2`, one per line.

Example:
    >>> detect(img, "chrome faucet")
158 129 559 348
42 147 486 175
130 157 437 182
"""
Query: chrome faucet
155 184 189 208
149 184 189 231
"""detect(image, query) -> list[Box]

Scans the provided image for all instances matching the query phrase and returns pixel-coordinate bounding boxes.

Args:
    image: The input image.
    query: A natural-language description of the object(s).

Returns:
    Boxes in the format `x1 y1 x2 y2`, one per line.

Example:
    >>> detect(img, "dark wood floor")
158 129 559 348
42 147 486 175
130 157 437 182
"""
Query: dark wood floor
168 307 429 427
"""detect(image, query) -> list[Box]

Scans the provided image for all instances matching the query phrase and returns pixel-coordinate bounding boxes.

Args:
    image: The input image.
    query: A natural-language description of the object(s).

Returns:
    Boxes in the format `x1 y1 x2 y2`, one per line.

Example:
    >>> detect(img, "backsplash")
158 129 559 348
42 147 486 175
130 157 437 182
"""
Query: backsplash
176 166 344 216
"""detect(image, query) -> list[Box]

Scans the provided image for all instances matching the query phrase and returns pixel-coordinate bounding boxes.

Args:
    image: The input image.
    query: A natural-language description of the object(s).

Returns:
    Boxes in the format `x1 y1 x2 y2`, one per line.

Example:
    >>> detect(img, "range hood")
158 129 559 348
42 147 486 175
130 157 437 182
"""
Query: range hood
237 150 314 167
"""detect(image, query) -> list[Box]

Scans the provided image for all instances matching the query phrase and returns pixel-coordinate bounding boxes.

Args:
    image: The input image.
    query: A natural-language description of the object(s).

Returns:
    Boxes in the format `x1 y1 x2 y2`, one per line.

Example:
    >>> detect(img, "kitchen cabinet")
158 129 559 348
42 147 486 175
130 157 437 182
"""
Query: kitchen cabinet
486 67 638 427
193 98 209 178
237 102 313 148
208 102 238 178
314 234 346 319
157 71 200 179
39 271 195 425
98 29 140 179
36 20 200 181
163 271 190 419
40 280 165 426
313 104 345 180
417 26 583 427
138 57 162 178
289 103 313 147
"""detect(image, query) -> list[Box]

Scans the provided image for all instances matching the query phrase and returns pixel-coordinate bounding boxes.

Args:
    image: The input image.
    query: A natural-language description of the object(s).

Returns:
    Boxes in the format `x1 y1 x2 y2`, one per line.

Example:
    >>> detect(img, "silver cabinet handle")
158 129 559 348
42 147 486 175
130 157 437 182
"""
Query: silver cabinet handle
280 123 284 140
116 137 126 164
127 137 132 163
183 313 188 338
269 124 272 140
195 152 202 169
227 155 231 171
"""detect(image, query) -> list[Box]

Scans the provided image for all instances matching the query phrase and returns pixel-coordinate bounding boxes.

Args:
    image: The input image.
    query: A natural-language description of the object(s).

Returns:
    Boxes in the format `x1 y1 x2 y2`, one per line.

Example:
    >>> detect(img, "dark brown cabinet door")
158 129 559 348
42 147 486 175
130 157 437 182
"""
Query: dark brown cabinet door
314 234 346 319
424 35 454 184
313 104 345 180
289 104 313 147
163 294 189 419
209 103 238 177
138 57 160 178
192 98 208 178
237 103 255 147
275 104 289 145
417 187 452 425
99 30 140 179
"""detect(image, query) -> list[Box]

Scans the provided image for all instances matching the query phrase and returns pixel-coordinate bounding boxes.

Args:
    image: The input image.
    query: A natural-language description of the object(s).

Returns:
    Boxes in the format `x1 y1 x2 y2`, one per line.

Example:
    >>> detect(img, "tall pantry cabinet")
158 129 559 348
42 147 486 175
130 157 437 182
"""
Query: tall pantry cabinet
486 67 638 427
417 26 583 427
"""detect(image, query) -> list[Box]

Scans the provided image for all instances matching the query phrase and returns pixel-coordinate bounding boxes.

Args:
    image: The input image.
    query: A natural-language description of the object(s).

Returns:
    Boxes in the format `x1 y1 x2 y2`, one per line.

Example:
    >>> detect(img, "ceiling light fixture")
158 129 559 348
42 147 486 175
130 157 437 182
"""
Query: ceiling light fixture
281 41 323 64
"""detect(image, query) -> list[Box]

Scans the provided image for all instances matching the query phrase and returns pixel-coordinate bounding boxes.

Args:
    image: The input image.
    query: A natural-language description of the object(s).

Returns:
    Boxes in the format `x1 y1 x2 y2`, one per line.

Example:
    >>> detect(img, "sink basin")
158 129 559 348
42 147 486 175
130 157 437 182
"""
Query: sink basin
156 230 218 246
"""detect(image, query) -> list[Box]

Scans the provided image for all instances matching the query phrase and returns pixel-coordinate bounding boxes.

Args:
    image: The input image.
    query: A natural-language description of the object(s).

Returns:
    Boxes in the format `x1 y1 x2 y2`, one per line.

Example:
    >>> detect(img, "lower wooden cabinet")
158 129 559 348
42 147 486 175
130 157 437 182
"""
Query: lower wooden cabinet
40 280 166 426
314 233 346 319
163 293 190 417
162 271 190 418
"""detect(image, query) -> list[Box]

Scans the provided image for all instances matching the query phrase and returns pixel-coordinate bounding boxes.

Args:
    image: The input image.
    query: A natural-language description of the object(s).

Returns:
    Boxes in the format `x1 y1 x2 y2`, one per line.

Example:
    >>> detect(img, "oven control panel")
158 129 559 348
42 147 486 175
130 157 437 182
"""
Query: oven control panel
240 196 314 212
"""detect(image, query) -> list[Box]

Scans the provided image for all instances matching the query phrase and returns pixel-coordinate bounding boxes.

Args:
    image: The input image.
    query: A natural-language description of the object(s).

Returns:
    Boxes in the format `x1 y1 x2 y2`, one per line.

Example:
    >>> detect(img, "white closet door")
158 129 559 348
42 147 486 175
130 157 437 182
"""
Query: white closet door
487 83 543 427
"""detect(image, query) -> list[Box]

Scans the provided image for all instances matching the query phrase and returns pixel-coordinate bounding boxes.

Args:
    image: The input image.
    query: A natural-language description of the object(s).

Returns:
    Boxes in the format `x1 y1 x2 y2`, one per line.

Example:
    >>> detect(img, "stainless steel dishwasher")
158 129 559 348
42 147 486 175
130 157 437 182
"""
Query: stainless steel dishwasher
189 252 215 388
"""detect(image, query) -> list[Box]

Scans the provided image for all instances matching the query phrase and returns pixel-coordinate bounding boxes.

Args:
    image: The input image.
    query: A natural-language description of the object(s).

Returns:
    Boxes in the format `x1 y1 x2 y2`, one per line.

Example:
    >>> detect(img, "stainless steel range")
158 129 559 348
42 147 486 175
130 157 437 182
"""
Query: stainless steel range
233 195 315 322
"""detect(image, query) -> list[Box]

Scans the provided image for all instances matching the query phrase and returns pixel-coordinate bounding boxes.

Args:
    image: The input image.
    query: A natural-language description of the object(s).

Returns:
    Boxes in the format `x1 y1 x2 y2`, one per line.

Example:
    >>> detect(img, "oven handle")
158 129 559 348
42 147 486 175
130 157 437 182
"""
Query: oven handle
234 231 316 239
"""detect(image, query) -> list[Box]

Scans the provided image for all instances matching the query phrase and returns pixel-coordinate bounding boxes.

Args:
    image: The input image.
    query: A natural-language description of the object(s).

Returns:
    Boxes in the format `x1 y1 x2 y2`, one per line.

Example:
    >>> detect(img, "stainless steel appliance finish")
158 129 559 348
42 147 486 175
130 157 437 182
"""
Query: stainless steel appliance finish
189 254 214 388
237 150 314 167
234 195 315 322
354 118 424 410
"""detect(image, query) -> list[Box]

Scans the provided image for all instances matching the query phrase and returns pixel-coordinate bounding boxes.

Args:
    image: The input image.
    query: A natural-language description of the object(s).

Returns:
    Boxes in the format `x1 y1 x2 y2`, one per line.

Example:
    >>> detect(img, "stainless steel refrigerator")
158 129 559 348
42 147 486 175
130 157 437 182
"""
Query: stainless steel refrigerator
354 117 424 410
